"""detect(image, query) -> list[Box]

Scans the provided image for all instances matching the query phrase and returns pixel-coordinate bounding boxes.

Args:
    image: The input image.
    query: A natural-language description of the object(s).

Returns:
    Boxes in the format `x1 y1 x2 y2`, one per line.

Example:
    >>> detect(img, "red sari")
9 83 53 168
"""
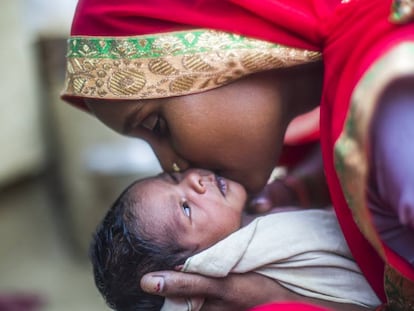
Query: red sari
320 1 414 308
67 0 414 309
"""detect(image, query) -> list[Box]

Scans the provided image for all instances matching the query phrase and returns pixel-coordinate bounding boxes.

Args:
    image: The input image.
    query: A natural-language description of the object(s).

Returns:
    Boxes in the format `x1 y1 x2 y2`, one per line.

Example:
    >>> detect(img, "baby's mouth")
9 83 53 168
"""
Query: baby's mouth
215 175 227 197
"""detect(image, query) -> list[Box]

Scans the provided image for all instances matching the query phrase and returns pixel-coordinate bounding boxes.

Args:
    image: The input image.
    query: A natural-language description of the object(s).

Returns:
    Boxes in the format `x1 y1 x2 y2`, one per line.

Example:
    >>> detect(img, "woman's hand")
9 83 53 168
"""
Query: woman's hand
247 178 299 214
141 271 294 311
140 271 371 311
248 144 331 214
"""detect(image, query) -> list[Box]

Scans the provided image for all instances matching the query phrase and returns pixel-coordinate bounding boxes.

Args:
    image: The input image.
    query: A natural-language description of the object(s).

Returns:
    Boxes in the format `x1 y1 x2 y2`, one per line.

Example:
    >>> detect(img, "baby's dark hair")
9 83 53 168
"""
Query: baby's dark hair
89 180 192 311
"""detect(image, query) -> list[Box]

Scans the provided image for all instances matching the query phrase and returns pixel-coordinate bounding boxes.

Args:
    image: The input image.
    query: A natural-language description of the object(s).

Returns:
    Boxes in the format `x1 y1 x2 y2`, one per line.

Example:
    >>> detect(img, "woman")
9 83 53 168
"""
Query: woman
61 0 414 310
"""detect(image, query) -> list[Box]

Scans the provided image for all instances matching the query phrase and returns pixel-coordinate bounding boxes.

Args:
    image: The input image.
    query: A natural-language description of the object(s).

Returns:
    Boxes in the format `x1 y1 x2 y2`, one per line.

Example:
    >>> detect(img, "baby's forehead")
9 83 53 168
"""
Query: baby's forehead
128 177 175 223
129 176 168 201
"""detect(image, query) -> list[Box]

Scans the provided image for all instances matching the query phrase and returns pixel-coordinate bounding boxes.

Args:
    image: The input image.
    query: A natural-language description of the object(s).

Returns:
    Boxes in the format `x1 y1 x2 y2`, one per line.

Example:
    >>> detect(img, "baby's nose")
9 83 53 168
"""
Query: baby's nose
200 174 215 183
185 170 216 193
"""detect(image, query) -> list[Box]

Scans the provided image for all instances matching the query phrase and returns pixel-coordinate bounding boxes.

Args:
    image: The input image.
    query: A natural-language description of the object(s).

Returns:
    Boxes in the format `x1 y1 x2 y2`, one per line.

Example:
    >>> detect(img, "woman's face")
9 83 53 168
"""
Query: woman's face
86 72 289 194
130 169 246 252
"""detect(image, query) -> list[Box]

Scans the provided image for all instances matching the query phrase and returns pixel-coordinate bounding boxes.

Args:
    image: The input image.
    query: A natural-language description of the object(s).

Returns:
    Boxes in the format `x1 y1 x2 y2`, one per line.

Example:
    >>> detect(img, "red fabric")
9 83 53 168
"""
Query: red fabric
321 0 414 301
284 108 320 145
249 302 331 311
278 142 319 168
69 0 414 305
71 0 332 50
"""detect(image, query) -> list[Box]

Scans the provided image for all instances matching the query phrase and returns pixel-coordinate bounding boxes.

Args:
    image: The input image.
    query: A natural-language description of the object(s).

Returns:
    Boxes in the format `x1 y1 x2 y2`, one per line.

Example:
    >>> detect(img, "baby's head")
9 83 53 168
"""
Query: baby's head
90 169 246 311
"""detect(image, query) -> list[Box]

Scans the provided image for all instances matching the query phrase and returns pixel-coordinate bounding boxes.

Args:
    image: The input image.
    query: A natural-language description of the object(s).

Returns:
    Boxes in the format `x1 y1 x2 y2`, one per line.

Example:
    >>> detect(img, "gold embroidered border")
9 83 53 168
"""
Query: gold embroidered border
390 0 414 24
61 29 321 101
384 264 414 310
334 42 414 305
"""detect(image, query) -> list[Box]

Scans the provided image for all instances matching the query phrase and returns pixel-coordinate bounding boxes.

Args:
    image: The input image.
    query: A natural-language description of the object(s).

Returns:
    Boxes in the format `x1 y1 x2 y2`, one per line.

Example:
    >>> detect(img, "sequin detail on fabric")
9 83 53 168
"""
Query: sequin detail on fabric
390 0 414 24
384 265 414 310
62 29 321 100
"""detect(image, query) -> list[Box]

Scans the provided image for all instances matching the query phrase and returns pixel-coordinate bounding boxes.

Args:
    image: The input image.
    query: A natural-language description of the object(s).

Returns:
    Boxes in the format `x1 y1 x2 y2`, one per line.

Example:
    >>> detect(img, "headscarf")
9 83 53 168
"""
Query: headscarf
60 0 332 110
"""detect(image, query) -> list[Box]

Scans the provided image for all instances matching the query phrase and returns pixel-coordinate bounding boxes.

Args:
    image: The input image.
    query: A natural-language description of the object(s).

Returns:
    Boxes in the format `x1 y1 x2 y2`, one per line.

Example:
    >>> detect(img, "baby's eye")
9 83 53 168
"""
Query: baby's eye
182 201 191 218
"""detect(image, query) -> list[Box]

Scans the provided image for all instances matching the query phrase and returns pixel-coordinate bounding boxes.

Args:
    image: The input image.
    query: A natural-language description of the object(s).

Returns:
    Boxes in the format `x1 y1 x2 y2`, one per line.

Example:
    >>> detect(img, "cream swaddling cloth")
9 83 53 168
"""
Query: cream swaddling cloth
161 209 380 311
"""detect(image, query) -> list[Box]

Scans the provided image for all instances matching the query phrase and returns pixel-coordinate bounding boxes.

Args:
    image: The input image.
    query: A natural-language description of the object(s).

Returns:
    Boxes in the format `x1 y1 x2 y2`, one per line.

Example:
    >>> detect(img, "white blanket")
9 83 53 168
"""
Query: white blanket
162 209 380 311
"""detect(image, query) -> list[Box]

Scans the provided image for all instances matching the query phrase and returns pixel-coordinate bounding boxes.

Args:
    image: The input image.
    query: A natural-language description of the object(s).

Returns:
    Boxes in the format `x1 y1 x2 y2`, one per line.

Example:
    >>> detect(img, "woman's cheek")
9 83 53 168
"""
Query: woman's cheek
170 128 214 163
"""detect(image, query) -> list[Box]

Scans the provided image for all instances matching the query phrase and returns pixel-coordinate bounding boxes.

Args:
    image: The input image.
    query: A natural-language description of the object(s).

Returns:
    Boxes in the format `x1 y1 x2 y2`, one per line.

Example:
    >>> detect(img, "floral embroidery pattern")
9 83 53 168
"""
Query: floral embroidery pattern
62 29 321 100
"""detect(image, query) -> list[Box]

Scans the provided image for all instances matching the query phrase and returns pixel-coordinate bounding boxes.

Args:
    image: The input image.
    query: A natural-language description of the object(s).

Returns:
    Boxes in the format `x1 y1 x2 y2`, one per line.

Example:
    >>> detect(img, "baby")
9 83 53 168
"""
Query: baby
89 169 380 311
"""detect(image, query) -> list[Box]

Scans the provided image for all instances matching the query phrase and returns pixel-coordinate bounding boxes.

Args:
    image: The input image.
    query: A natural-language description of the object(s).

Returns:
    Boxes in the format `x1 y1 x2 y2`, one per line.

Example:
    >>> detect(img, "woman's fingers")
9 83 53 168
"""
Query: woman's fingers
247 196 272 213
246 179 296 214
140 271 224 298
140 271 296 311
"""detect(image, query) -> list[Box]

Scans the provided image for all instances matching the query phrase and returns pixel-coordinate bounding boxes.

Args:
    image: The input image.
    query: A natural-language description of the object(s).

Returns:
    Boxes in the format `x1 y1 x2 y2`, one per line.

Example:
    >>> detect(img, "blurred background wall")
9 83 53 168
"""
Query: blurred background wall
0 1 161 310
0 0 46 187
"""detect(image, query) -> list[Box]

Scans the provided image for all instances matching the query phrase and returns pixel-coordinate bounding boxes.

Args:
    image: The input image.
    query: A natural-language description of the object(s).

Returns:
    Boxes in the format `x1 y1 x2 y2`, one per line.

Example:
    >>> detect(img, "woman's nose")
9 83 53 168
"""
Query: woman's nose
149 140 190 173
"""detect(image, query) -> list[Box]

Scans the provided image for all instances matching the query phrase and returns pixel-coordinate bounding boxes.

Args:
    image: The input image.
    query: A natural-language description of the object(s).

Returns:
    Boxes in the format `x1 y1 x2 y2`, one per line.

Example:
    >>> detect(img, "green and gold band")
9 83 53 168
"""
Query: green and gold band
62 29 321 101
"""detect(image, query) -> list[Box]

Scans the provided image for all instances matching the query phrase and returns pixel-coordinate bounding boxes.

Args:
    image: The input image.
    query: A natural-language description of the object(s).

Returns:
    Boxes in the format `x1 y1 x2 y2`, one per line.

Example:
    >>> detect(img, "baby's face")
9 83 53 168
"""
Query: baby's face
130 169 247 252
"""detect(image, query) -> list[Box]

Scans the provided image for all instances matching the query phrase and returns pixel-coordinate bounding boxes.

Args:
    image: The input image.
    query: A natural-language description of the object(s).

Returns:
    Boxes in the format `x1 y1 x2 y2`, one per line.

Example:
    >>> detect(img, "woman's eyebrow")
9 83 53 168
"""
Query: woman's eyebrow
121 104 144 134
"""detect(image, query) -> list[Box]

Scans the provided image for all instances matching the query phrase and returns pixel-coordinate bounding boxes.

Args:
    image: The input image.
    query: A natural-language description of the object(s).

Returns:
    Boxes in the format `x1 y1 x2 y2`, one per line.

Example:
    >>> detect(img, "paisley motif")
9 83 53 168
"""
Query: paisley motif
169 75 199 93
148 59 178 75
108 70 146 96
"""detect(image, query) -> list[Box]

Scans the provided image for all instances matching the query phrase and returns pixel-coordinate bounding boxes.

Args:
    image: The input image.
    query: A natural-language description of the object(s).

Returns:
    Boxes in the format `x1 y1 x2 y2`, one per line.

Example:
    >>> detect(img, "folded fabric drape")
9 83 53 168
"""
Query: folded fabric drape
163 210 380 311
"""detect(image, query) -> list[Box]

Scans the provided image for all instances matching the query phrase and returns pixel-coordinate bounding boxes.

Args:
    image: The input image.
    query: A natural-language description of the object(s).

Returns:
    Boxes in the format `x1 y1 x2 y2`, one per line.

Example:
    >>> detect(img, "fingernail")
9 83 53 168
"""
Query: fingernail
252 197 268 205
141 275 164 293
249 198 270 213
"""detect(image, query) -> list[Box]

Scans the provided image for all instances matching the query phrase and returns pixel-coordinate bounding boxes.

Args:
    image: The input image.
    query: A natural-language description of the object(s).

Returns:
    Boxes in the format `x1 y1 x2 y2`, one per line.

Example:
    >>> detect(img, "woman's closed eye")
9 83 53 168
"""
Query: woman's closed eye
182 201 191 218
142 114 166 135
